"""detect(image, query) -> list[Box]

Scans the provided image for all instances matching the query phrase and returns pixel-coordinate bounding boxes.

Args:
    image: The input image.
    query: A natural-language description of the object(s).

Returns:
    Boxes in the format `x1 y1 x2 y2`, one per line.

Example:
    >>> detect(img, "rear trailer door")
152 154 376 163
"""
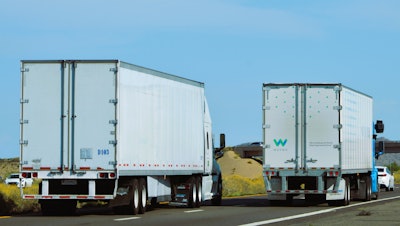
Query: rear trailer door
72 61 117 171
20 60 117 173
262 84 340 171
20 62 64 170
263 84 298 169
304 85 340 168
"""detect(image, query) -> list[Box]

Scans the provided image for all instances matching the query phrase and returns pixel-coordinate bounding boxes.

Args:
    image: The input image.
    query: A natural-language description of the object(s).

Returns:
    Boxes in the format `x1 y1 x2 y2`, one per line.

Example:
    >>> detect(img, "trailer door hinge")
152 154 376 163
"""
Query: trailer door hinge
333 144 341 149
333 105 342 111
20 119 29 124
263 124 271 129
110 67 118 73
263 105 271 110
109 140 117 145
21 68 29 72
109 120 118 125
20 140 28 145
333 124 342 129
109 99 118 104
20 99 29 104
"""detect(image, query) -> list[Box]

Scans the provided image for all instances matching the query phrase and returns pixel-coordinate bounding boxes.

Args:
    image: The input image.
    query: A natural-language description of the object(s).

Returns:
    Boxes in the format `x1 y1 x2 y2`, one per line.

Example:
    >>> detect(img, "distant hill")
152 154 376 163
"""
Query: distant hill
376 153 400 168
0 158 19 180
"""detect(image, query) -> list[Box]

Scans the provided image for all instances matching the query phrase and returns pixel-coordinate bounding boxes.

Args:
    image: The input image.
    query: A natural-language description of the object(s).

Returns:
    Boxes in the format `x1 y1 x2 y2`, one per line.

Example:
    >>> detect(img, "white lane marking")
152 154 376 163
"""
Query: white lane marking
114 217 141 221
184 209 204 213
239 195 400 226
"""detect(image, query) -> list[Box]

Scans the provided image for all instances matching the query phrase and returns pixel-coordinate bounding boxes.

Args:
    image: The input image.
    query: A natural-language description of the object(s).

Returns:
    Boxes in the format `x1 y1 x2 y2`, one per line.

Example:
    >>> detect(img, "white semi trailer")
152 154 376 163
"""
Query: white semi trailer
19 60 224 215
262 83 384 206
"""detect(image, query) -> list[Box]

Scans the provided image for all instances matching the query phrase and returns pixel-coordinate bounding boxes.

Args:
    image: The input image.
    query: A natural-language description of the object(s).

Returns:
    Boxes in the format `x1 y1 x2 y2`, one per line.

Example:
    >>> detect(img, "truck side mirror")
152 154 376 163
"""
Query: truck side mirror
375 120 384 133
220 134 225 149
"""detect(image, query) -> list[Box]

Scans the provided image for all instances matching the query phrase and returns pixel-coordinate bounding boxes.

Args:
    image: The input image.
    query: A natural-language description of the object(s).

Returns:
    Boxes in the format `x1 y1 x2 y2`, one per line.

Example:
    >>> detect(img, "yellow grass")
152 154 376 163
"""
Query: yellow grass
0 183 40 215
394 170 400 184
222 175 265 197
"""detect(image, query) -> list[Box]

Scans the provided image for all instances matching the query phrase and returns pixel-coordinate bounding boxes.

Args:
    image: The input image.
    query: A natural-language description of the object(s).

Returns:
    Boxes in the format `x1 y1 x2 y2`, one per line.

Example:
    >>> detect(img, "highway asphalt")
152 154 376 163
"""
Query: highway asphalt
285 196 400 226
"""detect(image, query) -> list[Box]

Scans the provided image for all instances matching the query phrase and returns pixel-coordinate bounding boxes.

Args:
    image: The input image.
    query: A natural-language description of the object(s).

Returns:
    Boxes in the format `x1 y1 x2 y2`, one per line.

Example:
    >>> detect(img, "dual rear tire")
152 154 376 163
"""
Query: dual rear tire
188 176 202 208
129 178 147 215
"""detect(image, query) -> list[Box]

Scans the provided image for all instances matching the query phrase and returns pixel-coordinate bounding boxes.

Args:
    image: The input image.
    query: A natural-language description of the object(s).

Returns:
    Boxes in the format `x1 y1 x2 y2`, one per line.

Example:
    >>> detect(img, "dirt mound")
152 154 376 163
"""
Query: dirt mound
217 150 263 179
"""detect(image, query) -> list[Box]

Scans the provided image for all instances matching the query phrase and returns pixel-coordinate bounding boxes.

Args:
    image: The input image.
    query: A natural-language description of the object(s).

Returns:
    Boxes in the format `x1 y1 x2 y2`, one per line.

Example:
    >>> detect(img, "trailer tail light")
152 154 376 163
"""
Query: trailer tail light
265 171 276 176
328 171 339 176
21 172 36 178
98 172 116 179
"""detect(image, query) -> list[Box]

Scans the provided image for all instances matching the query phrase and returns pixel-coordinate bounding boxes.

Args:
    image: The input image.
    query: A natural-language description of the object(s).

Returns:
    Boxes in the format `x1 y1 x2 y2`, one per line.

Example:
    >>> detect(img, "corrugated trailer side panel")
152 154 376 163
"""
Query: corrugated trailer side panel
117 63 205 175
340 86 373 171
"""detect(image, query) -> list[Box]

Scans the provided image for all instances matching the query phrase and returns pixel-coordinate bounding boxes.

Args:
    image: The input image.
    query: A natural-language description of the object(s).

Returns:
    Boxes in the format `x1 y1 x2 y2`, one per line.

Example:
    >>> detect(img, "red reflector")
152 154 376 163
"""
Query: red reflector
77 196 88 199
80 167 91 170
94 196 106 199
33 172 38 178
24 195 35 199
99 173 106 178
22 172 28 178
22 167 33 170
60 196 70 199
40 167 51 170
109 173 116 178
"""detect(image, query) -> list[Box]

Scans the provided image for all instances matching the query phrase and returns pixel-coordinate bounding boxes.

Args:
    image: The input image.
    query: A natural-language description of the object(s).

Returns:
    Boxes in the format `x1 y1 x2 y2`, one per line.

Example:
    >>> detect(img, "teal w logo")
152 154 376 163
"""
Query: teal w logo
274 139 287 147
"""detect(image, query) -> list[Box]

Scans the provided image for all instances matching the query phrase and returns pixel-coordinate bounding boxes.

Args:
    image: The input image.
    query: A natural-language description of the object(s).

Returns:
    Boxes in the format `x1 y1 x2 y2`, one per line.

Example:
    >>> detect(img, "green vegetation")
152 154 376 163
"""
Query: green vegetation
386 162 400 172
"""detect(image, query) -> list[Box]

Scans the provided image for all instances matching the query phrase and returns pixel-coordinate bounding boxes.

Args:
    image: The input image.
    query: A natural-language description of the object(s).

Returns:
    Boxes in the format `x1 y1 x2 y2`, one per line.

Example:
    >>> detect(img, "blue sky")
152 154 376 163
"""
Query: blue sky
1 0 399 158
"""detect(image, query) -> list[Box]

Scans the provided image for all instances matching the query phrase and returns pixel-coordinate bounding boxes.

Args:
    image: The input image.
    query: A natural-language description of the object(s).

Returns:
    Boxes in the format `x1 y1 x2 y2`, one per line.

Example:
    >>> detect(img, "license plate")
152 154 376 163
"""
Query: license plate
61 179 77 185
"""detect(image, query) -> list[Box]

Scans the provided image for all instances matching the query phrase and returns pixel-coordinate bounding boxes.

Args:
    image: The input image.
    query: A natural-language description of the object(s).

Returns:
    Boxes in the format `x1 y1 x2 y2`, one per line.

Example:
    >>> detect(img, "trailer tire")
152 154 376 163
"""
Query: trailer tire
365 176 372 201
188 176 197 208
211 176 222 206
195 176 202 208
328 178 350 206
139 178 147 214
372 180 379 200
343 178 350 206
129 178 140 215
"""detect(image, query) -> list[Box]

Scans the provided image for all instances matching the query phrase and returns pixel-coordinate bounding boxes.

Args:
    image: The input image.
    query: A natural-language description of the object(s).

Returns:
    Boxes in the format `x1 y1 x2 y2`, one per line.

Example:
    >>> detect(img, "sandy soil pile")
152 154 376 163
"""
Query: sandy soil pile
217 150 263 179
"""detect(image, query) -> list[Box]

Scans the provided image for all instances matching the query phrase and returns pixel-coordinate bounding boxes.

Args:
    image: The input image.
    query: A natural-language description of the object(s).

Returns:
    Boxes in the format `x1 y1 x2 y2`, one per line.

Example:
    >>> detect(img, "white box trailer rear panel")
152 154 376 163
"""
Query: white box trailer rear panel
20 60 212 179
262 83 373 173
21 60 117 173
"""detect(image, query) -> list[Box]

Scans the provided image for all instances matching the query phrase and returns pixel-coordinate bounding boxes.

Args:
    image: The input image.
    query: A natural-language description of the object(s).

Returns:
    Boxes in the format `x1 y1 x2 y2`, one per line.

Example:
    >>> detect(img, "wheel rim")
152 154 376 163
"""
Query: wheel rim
134 187 139 208
198 181 202 204
141 186 147 208
192 182 197 204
